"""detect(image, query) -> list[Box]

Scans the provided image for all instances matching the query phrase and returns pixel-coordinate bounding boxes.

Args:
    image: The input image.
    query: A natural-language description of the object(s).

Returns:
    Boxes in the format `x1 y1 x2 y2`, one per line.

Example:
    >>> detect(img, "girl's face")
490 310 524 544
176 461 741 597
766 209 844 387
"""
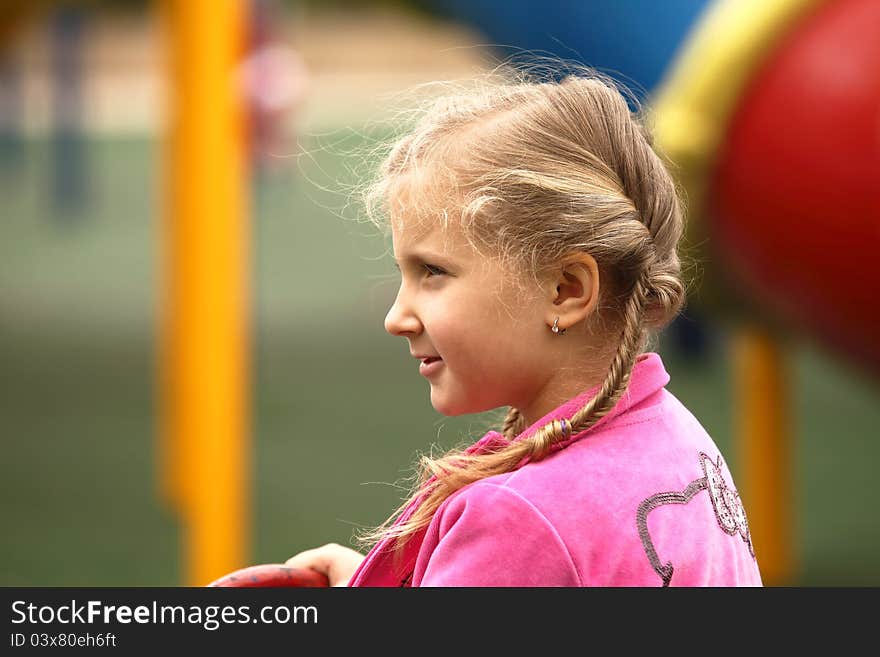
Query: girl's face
385 216 556 418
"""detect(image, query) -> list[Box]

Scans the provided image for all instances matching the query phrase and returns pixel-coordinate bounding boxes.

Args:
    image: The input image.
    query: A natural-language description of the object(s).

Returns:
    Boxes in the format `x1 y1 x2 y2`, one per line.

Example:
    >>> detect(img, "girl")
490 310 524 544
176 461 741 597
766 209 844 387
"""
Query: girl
285 67 762 587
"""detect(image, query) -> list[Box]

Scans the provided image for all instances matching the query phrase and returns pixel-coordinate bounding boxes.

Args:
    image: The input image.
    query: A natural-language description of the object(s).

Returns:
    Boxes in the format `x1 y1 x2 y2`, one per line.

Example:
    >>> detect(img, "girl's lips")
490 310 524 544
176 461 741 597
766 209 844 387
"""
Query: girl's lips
419 357 444 377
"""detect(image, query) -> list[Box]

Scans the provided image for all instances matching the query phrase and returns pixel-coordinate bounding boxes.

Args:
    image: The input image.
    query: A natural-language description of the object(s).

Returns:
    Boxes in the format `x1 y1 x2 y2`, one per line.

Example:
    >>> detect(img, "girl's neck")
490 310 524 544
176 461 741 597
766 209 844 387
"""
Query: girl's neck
518 345 616 428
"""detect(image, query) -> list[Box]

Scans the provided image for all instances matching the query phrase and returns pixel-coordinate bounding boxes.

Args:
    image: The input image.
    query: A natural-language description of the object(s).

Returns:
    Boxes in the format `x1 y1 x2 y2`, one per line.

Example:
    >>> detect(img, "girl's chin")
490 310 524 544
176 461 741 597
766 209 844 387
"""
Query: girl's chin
429 389 494 417
429 390 463 416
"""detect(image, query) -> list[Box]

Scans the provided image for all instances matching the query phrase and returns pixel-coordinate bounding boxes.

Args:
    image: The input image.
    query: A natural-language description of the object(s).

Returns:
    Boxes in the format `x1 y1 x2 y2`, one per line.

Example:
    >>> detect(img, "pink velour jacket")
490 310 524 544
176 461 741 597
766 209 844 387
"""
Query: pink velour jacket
348 352 763 587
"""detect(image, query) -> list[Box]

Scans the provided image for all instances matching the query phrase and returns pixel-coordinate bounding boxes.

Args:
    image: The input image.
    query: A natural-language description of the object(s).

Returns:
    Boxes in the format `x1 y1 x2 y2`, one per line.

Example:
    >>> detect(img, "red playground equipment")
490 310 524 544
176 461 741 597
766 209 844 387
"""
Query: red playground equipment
207 564 329 588
710 0 880 375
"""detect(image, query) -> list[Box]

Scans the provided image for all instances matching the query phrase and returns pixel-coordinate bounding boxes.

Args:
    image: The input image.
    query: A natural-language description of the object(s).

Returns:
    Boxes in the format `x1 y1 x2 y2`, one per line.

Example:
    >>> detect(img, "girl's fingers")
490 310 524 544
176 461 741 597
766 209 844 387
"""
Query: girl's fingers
284 544 337 573
284 543 365 586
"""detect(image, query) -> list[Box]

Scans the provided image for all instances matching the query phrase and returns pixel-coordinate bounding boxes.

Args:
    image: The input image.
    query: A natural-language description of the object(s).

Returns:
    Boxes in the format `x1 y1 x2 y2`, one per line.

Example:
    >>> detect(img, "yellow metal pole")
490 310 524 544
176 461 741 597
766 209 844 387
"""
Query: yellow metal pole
161 0 250 586
732 325 794 585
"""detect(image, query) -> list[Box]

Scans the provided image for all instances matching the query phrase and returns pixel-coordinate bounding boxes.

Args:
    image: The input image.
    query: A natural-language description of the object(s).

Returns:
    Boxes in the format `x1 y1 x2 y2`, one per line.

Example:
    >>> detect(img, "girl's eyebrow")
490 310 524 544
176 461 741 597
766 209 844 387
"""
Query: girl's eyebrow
392 250 452 266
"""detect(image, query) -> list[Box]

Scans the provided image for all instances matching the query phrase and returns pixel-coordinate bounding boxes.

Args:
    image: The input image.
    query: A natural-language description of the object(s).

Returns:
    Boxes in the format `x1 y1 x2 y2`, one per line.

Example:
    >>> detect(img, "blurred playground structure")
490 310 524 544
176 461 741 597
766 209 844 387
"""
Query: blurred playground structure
1 0 878 587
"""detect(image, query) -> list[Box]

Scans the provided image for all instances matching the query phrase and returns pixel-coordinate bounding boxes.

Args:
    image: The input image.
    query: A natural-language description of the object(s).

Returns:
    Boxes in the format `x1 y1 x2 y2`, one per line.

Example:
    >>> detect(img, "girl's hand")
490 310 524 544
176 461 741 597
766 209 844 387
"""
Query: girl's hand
284 543 365 587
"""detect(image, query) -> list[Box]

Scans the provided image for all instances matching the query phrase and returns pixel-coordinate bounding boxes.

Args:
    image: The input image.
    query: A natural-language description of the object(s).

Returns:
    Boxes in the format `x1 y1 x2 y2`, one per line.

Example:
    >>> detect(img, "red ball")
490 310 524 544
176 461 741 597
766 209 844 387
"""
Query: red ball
709 0 880 375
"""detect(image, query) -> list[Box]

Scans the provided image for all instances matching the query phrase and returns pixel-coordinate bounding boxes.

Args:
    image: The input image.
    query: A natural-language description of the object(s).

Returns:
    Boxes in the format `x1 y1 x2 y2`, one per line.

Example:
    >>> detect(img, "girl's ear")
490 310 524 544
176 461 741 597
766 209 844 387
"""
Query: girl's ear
548 253 600 329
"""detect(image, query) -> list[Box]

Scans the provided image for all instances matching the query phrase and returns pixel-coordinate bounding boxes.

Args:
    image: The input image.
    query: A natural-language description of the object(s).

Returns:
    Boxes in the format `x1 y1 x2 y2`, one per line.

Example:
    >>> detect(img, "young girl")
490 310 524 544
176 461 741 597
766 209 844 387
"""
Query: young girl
285 67 763 587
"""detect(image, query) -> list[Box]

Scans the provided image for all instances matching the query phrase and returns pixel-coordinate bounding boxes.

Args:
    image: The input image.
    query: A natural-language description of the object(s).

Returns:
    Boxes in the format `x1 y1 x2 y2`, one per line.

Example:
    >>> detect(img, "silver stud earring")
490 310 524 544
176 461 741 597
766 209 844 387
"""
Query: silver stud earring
551 317 566 335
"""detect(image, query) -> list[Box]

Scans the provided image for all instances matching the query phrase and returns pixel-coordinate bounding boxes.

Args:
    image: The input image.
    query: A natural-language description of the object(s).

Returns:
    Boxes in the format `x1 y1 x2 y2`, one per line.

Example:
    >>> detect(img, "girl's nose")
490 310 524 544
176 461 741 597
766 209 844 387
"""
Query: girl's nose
384 289 422 337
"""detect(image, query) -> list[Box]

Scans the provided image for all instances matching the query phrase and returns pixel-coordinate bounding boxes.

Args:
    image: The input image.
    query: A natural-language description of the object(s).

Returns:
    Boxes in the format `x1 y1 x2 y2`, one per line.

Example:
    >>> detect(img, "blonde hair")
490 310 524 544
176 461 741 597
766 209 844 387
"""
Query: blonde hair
356 63 688 559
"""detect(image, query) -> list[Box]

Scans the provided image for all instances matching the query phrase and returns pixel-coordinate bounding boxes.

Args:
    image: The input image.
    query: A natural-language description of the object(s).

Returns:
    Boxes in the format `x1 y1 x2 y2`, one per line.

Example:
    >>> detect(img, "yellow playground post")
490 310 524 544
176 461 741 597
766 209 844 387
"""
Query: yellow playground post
159 0 250 586
733 327 794 586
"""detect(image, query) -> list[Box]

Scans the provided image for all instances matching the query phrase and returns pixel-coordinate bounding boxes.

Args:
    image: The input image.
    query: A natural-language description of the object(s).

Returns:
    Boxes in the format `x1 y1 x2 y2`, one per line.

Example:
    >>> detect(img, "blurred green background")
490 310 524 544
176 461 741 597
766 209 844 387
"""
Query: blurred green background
2 1 879 587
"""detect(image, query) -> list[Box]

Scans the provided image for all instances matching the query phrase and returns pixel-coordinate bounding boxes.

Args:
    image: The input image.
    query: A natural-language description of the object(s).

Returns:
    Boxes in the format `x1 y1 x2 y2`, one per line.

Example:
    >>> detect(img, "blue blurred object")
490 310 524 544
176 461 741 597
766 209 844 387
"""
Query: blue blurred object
421 0 710 100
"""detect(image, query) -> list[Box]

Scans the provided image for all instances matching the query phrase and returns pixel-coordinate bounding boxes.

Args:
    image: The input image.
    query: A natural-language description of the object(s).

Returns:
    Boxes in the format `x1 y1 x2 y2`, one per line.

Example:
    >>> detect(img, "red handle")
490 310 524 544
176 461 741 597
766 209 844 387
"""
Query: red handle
207 564 330 588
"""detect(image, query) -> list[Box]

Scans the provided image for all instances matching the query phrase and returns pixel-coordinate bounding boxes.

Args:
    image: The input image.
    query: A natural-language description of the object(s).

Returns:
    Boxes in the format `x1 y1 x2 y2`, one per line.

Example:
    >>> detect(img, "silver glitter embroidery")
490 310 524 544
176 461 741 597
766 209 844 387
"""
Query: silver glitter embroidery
636 452 756 586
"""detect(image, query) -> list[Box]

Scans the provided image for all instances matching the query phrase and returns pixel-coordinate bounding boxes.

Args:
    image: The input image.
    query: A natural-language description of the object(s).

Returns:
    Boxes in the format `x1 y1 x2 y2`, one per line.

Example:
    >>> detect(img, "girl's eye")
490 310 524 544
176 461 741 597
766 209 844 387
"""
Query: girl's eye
424 264 446 277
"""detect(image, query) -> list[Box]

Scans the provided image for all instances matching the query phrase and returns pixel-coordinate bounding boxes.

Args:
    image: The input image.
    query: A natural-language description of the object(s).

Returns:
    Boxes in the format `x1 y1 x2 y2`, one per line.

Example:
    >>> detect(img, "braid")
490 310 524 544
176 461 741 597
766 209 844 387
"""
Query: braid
568 272 651 432
501 406 526 440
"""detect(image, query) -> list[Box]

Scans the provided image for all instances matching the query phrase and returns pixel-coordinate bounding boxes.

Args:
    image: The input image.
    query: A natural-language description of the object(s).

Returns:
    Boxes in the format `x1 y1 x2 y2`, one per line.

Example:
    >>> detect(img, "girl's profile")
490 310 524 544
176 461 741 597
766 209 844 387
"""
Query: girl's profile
285 63 763 587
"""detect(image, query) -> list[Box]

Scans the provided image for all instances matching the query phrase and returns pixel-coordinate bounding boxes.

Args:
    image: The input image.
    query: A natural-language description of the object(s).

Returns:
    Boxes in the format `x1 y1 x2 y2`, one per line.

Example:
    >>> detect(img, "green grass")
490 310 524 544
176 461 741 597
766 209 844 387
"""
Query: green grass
1 136 878 585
